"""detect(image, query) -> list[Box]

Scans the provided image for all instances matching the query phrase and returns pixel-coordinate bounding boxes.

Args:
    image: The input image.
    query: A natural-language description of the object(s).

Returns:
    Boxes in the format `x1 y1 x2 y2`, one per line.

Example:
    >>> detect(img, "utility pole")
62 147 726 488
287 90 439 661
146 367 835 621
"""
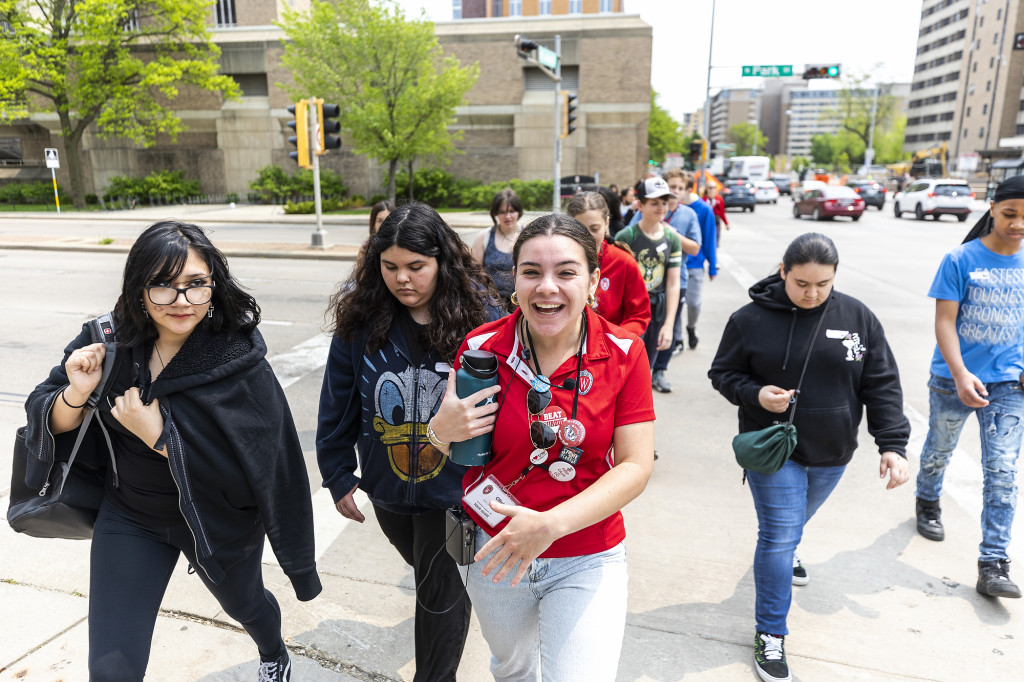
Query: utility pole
864 85 879 171
554 34 562 213
308 99 326 249
699 0 717 191
514 34 563 212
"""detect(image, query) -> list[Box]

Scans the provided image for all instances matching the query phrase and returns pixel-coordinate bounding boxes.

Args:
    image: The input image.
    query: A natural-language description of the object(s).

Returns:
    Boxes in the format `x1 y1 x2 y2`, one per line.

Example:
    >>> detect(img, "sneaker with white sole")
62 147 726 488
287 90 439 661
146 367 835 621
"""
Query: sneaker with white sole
258 648 291 682
754 632 791 682
792 553 809 586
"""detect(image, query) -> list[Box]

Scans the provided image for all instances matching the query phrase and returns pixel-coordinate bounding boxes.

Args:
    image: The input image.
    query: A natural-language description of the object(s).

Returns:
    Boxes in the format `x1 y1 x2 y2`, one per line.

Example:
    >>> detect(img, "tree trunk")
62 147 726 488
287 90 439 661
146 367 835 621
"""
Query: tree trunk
407 158 414 202
59 112 87 210
387 158 398 203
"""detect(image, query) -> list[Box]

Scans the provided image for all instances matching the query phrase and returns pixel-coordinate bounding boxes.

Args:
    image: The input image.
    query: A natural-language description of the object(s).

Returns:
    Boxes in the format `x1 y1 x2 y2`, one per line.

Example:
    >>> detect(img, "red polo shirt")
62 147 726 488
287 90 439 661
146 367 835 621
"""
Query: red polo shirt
595 241 651 337
456 307 655 557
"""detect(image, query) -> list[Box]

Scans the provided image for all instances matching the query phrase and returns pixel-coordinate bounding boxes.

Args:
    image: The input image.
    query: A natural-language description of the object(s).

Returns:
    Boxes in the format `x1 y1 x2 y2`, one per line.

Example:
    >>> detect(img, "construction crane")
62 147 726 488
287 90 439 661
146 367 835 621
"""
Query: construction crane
909 142 948 178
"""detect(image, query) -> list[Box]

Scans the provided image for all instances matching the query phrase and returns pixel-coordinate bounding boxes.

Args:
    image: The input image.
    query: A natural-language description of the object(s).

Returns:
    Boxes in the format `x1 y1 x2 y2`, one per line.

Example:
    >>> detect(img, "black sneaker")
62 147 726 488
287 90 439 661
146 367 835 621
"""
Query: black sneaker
915 497 944 541
652 369 672 393
258 648 292 682
687 326 699 349
792 553 809 586
977 559 1022 599
754 632 791 682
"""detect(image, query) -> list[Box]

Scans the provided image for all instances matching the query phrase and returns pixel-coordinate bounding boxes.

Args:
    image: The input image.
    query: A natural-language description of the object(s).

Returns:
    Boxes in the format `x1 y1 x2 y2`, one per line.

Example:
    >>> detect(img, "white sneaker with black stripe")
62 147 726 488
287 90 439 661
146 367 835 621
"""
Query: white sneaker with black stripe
792 553 809 586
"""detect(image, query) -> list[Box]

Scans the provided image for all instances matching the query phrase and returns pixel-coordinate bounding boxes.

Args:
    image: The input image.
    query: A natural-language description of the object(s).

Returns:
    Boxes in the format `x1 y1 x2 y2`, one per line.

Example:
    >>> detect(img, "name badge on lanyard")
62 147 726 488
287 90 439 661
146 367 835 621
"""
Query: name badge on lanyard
463 475 521 528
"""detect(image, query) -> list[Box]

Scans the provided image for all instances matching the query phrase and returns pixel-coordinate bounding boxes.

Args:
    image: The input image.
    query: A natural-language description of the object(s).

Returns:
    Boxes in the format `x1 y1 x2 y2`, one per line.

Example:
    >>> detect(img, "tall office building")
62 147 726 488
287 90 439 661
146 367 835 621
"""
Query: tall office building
905 0 1024 167
708 88 760 151
455 0 622 19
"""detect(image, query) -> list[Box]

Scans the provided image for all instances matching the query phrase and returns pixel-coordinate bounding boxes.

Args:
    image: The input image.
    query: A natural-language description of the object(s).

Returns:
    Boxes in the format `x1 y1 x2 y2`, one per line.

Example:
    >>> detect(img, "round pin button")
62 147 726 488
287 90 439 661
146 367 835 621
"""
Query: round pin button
558 419 586 447
529 448 549 465
531 375 551 393
548 460 576 482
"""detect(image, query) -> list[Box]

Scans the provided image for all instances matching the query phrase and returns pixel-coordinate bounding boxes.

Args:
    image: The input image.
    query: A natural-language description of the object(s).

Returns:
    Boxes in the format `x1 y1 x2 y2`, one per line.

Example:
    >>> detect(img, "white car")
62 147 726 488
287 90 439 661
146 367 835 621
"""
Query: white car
893 178 974 222
754 181 780 204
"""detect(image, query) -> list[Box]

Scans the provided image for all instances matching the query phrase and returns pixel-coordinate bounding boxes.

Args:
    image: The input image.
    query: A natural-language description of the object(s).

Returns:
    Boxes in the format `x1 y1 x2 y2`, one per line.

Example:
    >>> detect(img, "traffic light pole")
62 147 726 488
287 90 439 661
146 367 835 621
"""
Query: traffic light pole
309 99 326 249
553 34 561 213
699 0 716 193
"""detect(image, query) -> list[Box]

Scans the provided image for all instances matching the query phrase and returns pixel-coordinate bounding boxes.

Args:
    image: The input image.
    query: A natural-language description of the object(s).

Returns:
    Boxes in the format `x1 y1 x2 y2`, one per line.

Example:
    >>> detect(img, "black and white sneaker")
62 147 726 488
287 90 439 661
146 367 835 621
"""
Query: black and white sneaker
258 648 292 682
792 553 809 586
977 559 1022 598
754 632 791 682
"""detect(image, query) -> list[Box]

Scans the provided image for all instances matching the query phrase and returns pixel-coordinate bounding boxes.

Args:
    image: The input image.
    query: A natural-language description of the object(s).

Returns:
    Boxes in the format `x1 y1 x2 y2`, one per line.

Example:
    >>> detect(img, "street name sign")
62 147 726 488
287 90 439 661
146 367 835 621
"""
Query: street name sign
742 65 793 78
536 44 558 70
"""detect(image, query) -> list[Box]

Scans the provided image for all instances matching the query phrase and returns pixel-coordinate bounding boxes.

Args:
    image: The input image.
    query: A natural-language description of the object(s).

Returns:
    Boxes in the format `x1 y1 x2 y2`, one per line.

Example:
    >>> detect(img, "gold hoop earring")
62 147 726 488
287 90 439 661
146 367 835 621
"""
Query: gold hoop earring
587 294 596 307
510 291 519 306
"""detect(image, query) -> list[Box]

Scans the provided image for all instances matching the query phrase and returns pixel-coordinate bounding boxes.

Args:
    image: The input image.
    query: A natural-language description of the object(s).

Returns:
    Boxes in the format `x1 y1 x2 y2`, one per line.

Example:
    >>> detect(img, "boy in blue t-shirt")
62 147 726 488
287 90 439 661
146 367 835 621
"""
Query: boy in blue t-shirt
915 176 1024 599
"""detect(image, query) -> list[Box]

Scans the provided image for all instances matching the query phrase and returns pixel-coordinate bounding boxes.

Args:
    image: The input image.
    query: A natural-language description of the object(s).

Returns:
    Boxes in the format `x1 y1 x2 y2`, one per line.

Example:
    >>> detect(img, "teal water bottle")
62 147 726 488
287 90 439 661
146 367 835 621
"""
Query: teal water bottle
448 350 499 466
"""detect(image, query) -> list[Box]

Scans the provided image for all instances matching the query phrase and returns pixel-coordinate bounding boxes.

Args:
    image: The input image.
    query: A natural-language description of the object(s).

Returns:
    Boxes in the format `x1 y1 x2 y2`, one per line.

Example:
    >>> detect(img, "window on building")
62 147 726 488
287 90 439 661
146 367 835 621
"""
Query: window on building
998 8 1003 20
990 57 995 68
539 0 551 13
940 112 954 121
569 0 582 12
995 32 1000 44
1017 124 1024 135
977 39 982 49
986 80 991 91
600 0 613 11
938 131 951 140
964 129 969 138
979 15 984 27
509 0 521 16
452 0 461 19
231 74 268 97
983 103 988 114
525 65 579 91
966 106 971 117
973 61 978 72
493 0 502 16
980 126 985 138
1019 100 1024 111
215 0 236 27
0 138 22 164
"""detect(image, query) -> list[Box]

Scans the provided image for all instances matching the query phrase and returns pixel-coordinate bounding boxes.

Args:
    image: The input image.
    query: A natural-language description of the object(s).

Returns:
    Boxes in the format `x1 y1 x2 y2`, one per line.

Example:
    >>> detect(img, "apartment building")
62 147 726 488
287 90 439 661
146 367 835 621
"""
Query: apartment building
708 88 759 150
455 0 622 19
905 0 1024 167
1 2 651 198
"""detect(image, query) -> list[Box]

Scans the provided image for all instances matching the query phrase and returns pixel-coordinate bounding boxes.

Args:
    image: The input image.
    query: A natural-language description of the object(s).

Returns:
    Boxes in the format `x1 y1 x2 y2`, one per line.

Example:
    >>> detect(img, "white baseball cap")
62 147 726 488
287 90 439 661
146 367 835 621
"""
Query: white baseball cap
638 176 676 201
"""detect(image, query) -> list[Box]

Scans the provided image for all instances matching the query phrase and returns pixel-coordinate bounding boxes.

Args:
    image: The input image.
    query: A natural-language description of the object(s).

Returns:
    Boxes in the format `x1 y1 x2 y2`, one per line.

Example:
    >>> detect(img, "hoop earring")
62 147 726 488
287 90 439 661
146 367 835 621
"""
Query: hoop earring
587 294 596 308
207 304 215 319
510 291 519 307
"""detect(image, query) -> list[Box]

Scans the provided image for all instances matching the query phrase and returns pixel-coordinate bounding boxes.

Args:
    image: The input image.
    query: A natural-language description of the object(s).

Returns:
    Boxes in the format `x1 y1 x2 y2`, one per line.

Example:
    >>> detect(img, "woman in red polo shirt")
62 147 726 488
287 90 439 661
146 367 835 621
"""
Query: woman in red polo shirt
428 213 655 681
567 191 651 337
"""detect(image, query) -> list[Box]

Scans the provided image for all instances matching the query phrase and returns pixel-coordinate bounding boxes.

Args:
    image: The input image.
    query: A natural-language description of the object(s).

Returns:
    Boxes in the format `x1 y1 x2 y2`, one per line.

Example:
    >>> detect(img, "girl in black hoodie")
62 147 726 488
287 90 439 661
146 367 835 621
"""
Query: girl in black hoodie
708 232 910 682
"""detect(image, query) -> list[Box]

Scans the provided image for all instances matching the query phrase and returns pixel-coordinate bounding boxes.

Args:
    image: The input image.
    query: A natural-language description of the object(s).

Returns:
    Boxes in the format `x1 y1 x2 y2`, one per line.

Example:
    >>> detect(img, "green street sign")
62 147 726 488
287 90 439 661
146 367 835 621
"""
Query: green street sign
536 45 559 70
742 64 793 78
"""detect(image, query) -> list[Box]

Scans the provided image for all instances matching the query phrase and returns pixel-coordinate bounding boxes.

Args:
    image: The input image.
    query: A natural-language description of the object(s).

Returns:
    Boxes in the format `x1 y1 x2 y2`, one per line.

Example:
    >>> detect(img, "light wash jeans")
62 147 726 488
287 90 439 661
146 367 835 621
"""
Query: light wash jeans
745 459 847 635
683 267 705 329
915 373 1024 562
466 528 628 682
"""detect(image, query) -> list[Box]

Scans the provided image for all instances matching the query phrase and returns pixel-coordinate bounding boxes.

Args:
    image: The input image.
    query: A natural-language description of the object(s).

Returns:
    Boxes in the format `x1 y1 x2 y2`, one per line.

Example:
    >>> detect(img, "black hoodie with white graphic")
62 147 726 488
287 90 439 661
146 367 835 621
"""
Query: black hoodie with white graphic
709 274 910 467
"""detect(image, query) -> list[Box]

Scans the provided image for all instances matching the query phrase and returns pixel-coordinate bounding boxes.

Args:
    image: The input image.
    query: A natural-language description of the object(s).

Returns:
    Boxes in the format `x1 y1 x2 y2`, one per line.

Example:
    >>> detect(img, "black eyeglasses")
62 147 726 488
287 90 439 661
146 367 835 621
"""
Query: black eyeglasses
145 283 216 306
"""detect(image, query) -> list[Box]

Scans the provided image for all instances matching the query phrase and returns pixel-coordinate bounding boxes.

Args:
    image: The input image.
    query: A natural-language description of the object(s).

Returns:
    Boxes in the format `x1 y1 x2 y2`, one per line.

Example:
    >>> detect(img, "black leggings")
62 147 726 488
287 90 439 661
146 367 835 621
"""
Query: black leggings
88 500 284 681
373 505 472 682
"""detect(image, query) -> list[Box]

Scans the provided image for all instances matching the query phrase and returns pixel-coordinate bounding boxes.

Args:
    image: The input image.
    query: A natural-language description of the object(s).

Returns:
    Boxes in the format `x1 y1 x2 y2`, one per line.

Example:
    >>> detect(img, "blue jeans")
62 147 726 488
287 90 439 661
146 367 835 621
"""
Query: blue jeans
746 459 847 635
653 286 686 372
466 528 628 682
915 373 1024 562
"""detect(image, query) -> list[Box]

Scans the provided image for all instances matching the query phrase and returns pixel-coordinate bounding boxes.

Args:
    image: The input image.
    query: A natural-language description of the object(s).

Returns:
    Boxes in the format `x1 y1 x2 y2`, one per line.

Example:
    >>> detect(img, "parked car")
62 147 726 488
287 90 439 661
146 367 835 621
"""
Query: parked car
770 175 793 195
847 180 886 209
893 178 974 221
722 178 756 212
754 181 780 204
793 185 865 221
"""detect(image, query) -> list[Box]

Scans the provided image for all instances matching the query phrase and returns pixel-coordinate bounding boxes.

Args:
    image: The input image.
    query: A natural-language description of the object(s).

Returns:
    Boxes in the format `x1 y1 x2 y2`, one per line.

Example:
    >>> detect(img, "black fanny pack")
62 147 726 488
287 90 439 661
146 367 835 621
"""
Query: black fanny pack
648 290 667 325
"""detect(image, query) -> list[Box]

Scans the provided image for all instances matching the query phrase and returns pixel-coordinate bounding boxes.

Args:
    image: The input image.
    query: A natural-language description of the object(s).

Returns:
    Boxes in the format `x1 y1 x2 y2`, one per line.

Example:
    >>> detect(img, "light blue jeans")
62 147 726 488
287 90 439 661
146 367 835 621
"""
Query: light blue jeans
466 528 628 682
745 459 847 635
916 373 1024 562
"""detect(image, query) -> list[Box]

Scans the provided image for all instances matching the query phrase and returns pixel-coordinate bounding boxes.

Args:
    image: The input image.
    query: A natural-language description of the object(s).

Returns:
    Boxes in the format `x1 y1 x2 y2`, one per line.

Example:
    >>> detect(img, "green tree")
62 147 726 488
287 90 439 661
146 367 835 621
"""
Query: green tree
825 72 902 164
790 156 811 176
648 89 684 164
279 0 478 203
809 134 835 167
0 0 240 208
726 122 768 157
874 115 908 164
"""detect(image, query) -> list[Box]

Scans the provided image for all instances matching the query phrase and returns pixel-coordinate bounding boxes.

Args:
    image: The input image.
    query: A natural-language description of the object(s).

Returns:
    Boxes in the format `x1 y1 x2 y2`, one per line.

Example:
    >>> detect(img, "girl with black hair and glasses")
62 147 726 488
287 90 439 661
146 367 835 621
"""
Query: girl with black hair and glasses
429 213 655 682
317 202 503 682
24 221 320 682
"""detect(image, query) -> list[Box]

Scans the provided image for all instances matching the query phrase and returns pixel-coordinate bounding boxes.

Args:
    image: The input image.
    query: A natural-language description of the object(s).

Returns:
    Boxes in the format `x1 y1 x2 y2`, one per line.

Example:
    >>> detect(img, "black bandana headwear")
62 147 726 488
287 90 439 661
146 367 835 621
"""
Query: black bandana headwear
962 174 1024 243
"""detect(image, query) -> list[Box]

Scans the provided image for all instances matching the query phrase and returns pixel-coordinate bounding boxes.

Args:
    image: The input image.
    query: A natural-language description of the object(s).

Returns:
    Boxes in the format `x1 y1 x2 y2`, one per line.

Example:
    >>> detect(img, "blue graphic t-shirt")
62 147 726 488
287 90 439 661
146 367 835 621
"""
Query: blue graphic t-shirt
928 238 1024 382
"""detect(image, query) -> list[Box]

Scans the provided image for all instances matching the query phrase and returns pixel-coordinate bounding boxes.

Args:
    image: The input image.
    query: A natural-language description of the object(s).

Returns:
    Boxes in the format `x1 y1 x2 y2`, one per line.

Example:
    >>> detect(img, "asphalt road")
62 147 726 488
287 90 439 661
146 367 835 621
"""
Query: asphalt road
1 199 1022 681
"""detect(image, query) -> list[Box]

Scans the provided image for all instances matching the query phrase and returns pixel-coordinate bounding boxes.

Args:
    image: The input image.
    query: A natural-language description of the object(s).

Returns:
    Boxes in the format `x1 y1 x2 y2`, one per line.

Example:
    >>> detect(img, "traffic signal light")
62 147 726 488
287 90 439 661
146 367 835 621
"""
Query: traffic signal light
286 100 310 168
315 100 341 155
802 64 841 80
560 91 578 138
690 138 704 164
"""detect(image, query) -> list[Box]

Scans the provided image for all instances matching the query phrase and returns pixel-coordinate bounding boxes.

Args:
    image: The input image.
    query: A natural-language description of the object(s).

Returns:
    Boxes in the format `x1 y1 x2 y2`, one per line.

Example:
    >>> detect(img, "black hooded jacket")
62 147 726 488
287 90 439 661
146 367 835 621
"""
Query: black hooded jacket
24 320 322 601
708 274 910 467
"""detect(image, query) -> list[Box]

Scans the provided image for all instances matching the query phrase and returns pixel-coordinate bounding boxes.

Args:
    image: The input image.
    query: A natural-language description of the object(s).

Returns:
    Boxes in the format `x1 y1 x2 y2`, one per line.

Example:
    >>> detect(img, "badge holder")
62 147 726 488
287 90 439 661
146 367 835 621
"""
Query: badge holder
445 506 477 566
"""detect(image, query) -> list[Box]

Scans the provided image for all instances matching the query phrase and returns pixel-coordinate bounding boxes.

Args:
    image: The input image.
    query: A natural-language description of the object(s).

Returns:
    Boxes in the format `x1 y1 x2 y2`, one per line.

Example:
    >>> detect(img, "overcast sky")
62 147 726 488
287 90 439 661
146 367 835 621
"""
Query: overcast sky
396 0 924 121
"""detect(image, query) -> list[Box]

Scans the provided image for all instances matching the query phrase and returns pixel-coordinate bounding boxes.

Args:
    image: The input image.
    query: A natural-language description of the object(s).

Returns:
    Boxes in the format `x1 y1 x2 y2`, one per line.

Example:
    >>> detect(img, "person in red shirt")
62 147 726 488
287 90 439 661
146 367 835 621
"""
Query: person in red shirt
428 213 655 681
566 191 651 337
705 184 728 244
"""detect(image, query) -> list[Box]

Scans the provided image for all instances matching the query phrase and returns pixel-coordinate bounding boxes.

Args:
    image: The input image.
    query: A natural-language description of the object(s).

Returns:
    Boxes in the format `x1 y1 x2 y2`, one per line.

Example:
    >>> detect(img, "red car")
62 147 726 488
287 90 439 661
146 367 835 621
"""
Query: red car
793 185 865 221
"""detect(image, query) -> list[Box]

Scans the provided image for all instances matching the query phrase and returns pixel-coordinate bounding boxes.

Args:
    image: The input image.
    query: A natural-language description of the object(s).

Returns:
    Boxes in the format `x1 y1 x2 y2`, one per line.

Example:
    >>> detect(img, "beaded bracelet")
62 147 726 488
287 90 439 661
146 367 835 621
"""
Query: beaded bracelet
426 421 449 449
61 387 88 410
